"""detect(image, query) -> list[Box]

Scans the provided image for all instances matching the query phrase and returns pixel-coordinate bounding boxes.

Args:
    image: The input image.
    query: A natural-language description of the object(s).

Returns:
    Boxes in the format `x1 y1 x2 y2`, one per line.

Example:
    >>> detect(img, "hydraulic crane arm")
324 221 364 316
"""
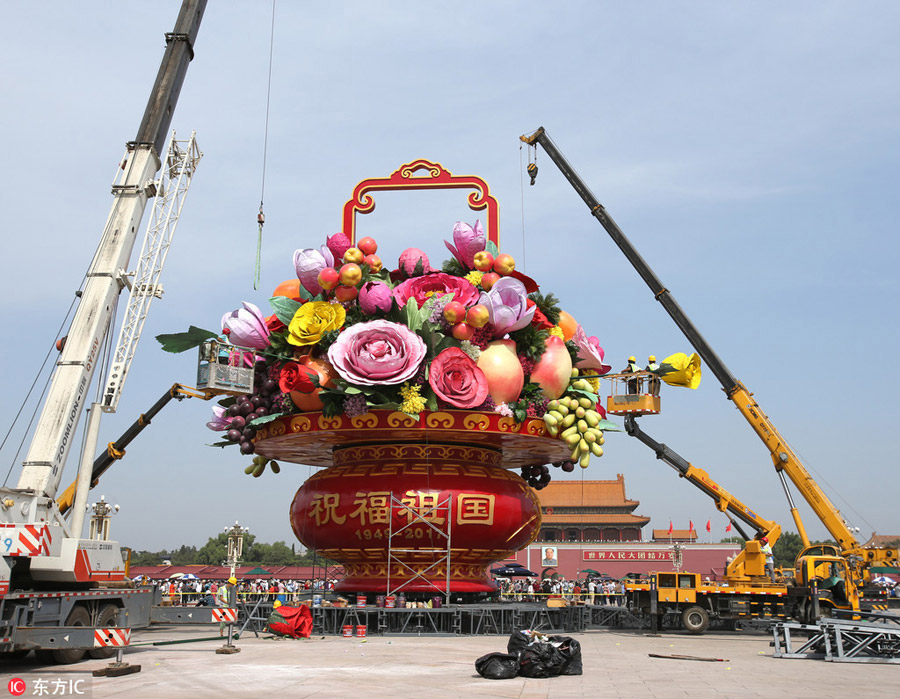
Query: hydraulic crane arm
15 0 207 500
56 384 208 515
623 415 779 543
521 127 898 573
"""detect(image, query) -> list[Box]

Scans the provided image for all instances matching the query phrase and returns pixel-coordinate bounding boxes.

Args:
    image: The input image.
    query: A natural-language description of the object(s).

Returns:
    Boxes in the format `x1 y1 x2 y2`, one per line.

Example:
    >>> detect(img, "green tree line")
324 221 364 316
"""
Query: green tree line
128 532 330 567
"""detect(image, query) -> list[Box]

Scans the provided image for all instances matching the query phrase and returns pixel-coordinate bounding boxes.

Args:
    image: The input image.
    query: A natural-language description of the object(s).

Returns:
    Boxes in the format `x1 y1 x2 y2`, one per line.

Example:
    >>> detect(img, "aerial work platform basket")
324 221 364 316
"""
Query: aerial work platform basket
605 372 661 416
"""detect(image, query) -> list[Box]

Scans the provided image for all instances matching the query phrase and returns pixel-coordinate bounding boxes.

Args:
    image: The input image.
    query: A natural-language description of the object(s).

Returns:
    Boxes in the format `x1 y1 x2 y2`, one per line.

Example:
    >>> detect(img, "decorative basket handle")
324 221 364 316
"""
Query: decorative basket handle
341 159 499 246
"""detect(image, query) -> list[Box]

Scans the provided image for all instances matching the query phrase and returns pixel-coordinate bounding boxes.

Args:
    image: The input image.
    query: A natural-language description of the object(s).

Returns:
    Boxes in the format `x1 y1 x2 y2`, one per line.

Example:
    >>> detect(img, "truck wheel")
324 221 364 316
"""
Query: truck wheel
681 606 709 634
87 604 119 659
52 606 90 664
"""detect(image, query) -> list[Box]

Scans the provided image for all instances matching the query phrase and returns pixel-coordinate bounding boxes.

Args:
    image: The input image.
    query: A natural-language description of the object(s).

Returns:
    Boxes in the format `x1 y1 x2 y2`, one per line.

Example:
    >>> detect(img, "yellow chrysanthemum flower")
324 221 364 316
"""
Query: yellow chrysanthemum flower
548 325 565 340
399 383 427 414
465 270 484 287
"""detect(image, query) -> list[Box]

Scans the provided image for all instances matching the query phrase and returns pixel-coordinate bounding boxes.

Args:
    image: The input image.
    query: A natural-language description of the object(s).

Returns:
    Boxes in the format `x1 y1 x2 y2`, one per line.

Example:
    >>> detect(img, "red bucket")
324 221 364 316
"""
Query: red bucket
356 625 367 638
385 595 395 608
342 624 353 638
356 594 367 608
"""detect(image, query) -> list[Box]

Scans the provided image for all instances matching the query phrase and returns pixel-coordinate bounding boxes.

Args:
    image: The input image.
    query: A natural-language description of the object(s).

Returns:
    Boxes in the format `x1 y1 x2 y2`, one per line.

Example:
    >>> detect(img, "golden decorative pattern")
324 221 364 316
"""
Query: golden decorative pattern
387 411 418 428
463 414 490 431
349 413 379 429
289 415 312 433
425 412 455 429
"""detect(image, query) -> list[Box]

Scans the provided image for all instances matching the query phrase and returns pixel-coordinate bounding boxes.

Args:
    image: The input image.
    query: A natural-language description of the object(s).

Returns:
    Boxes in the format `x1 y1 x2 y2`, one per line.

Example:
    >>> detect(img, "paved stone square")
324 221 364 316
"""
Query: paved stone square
2 626 896 698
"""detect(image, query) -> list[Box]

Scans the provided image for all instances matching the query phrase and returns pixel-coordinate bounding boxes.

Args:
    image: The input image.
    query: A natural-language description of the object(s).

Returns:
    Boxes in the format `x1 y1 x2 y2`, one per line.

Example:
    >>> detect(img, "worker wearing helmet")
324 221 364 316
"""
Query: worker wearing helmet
217 576 238 636
645 355 661 396
622 356 640 394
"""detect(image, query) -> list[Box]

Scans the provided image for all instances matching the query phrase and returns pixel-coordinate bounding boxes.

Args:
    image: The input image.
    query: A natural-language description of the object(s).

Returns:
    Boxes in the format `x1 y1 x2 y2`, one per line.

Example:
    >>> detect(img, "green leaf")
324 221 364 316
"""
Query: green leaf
595 419 621 432
156 326 219 353
207 440 235 449
248 412 284 426
486 240 499 257
270 296 302 327
568 387 599 403
403 298 423 332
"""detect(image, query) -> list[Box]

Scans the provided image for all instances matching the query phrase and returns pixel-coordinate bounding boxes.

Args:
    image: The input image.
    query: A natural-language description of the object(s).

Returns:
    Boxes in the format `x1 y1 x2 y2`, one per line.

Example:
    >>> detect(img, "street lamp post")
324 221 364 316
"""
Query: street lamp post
225 521 249 579
87 495 120 541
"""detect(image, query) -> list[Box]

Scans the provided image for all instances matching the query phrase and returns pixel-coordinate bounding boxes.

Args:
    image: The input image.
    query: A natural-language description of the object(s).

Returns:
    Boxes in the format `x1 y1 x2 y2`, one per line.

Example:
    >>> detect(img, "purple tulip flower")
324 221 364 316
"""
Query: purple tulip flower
206 405 232 431
479 276 535 336
572 324 612 374
221 301 271 349
293 245 335 295
444 220 486 269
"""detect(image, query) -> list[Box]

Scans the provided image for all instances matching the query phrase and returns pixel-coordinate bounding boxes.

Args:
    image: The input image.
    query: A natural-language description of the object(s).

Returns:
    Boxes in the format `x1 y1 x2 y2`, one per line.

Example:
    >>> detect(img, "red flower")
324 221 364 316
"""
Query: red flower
279 361 316 394
527 299 553 330
265 313 286 333
428 347 489 409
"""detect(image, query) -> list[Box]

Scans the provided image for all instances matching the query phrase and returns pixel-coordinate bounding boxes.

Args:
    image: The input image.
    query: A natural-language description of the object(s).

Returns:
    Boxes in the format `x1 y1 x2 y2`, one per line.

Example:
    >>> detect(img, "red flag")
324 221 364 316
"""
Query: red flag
726 522 732 532
689 520 694 531
668 521 673 535
706 520 711 533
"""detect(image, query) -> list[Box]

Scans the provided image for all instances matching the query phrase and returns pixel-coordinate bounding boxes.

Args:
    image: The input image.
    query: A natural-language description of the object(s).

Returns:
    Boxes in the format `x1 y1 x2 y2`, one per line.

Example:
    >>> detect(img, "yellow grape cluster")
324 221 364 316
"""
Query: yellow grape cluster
542 373 605 469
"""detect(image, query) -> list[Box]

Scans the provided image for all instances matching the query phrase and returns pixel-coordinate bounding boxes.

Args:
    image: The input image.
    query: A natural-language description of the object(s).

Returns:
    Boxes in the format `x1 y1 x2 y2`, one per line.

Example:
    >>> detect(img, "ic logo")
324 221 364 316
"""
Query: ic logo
7 677 26 696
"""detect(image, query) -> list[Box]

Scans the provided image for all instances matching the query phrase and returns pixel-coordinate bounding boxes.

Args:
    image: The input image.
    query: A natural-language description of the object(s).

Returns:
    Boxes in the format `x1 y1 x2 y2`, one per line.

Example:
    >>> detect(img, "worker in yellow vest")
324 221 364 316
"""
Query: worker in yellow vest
645 355 660 396
623 356 640 394
217 576 237 636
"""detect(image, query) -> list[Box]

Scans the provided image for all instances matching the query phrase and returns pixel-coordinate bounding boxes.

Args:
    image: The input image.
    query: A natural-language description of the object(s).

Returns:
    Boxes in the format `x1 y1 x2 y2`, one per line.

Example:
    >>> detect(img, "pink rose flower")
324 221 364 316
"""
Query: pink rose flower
221 301 271 349
444 220 486 269
572 324 612 374
428 347 489 409
358 280 394 315
393 272 480 309
327 319 427 386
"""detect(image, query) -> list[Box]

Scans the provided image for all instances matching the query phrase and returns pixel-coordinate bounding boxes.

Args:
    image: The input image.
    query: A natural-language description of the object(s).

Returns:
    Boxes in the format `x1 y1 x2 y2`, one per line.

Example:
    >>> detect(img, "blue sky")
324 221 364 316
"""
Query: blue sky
1 1 898 552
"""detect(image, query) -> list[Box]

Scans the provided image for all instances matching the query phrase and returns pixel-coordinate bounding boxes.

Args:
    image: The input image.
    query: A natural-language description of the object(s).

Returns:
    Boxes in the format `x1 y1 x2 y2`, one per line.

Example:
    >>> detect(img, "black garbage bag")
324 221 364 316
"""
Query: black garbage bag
518 642 568 678
507 629 531 656
548 635 583 675
475 652 520 680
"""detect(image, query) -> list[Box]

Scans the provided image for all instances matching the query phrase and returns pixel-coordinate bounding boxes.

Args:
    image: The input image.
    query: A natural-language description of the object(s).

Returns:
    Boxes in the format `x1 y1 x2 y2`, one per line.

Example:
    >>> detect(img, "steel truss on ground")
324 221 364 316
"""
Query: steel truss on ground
773 614 900 664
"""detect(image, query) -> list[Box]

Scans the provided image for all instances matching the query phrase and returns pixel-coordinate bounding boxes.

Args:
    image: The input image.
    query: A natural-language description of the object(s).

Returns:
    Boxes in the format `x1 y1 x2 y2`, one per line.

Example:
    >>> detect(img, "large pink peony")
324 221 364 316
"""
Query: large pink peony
572 324 612 374
327 319 426 386
393 272 480 309
428 347 489 408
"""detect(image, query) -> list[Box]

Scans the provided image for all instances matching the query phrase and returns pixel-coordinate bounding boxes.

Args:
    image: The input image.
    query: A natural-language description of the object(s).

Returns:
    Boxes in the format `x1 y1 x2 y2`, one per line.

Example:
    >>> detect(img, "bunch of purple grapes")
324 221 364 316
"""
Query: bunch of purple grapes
224 367 279 455
519 460 576 490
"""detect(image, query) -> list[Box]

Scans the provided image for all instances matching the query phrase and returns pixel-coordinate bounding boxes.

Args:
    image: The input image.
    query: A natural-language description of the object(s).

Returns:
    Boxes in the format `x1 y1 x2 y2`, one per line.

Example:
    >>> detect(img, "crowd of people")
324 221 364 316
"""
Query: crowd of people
493 576 628 605
135 577 341 605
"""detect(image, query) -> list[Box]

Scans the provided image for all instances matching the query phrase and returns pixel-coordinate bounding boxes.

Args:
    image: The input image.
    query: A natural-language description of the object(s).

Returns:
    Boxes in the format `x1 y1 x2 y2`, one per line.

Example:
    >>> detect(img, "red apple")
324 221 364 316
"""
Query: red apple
363 254 382 273
530 335 573 399
466 304 490 328
476 339 524 404
334 285 358 302
493 253 516 275
480 272 501 290
443 301 467 324
339 263 362 286
317 267 340 291
451 322 475 341
357 237 378 256
343 247 364 264
473 251 494 272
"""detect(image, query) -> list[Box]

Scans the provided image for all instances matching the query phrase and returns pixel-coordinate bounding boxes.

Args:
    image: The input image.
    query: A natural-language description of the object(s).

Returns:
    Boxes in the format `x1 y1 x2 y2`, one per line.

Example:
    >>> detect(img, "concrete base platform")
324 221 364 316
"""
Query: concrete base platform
3 625 897 697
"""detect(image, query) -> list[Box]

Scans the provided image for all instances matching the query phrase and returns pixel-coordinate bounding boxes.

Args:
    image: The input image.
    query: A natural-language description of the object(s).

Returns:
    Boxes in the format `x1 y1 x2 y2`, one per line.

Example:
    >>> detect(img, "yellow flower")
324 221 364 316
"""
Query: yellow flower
548 325 565 340
399 383 427 414
465 270 484 287
288 301 346 346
